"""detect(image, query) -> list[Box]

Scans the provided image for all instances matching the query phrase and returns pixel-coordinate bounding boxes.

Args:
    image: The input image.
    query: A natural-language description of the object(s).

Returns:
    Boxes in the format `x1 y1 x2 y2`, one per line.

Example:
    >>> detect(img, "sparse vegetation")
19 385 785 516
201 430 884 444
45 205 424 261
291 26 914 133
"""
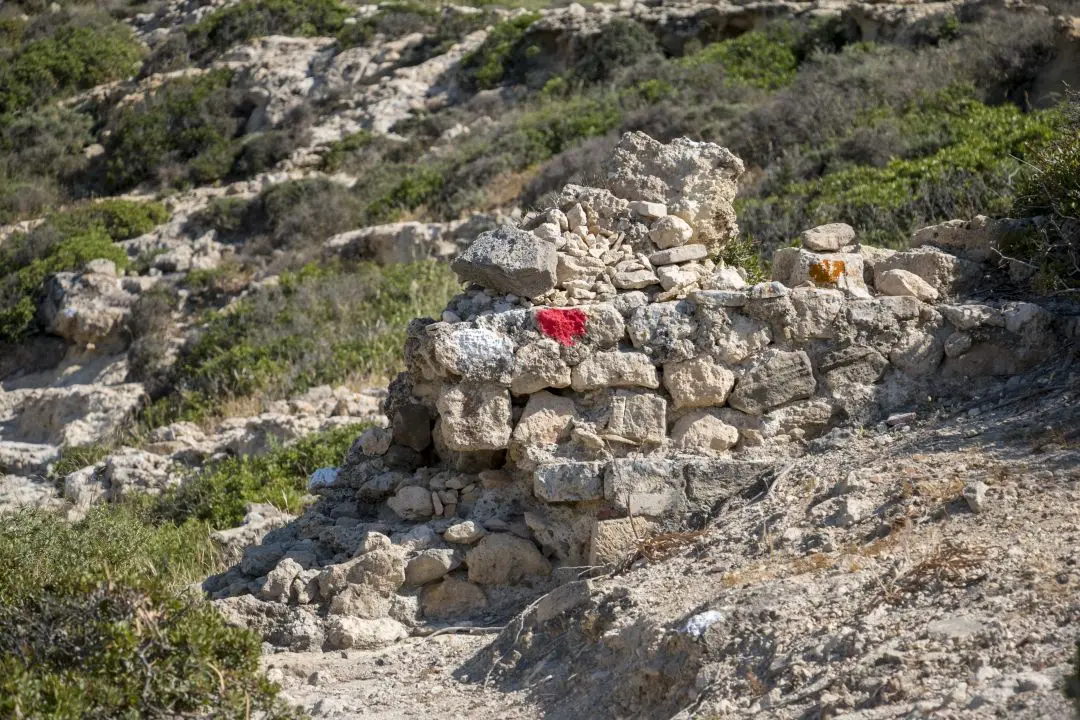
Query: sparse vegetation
0 10 143 115
102 71 313 192
141 260 460 427
0 200 169 344
1068 640 1080 716
0 507 303 720
183 0 349 64
1009 91 1080 290
153 423 364 528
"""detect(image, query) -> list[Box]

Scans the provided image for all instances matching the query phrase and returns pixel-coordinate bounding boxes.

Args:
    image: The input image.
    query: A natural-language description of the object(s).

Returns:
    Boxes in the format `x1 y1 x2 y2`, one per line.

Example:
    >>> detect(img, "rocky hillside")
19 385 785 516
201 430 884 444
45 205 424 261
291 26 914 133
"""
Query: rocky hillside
0 0 1078 716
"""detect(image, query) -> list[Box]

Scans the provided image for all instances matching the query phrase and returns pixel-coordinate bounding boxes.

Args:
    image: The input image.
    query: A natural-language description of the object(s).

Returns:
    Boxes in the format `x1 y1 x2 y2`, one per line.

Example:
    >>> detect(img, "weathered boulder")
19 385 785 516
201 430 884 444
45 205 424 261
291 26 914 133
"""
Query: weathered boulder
436 383 513 451
604 131 744 253
663 354 736 409
466 533 551 585
728 350 816 415
451 227 558 298
421 575 487 619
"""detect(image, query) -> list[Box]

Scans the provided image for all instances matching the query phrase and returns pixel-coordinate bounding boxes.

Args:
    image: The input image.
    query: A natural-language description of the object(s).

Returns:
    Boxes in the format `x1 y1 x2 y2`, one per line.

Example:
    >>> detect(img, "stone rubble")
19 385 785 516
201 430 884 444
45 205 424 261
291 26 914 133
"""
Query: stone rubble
207 132 1072 651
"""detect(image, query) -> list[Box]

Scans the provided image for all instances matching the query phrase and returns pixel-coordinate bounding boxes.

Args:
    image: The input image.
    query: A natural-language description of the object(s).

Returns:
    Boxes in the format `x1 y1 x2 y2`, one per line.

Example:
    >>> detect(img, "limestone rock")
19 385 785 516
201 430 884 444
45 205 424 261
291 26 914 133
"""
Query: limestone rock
588 517 659 567
405 548 459 585
571 349 659 391
670 410 739 453
421 575 487 619
387 485 434 520
877 268 940 302
451 227 558 298
604 458 686 517
604 132 744 253
534 461 606 502
257 558 303 602
606 390 667 443
40 267 135 351
443 520 486 544
728 350 816 415
511 339 572 394
431 326 515 384
874 246 975 297
801 223 855 252
649 215 693 249
627 300 697 362
663 354 736 409
436 383 512 451
509 391 576 464
466 533 551 585
324 616 407 650
649 244 708 266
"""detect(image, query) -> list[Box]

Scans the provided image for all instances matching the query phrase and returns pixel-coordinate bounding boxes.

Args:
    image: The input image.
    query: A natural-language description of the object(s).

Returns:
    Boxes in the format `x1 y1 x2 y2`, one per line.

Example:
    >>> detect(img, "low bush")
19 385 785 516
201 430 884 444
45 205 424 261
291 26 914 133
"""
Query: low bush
141 260 459 426
0 507 301 719
154 423 364 528
185 0 349 64
103 70 308 191
680 24 800 90
739 85 1055 247
127 283 181 388
0 10 143 114
1009 92 1080 289
1067 640 1080 717
459 12 540 90
103 69 247 191
49 198 170 241
202 177 362 258
0 105 93 183
0 200 169 344
572 18 659 84
318 130 375 173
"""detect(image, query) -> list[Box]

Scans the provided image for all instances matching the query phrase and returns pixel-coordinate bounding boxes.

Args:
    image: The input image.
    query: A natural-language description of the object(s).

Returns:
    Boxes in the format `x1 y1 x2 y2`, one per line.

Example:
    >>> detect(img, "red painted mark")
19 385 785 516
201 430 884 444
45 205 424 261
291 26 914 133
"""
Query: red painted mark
536 308 587 347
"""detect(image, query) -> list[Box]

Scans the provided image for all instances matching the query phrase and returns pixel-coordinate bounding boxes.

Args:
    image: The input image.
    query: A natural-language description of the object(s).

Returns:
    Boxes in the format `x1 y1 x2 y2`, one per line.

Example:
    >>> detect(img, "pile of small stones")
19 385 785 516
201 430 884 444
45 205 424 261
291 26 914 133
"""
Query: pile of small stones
206 131 1075 652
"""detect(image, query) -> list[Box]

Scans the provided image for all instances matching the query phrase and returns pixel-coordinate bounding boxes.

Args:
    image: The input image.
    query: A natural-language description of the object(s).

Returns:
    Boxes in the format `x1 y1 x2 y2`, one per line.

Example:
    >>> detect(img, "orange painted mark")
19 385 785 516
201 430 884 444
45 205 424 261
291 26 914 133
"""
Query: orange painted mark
809 259 845 285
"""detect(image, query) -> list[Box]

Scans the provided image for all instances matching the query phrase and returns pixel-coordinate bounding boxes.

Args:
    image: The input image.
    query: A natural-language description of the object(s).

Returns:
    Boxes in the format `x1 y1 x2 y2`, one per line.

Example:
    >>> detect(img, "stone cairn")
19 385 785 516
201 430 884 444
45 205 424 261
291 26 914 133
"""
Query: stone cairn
207 131 1068 652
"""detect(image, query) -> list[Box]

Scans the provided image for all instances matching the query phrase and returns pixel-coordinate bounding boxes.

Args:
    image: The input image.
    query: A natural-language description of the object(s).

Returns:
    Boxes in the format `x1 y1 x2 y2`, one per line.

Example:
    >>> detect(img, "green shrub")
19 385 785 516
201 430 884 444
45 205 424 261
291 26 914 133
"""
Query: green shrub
336 1 438 48
154 423 364 528
573 18 659 83
0 105 93 181
459 12 540 90
681 24 799 90
0 200 169 343
187 0 349 63
103 69 244 191
0 12 143 114
719 234 768 284
141 260 460 426
0 507 301 720
48 199 170 241
319 130 374 173
1010 92 1080 289
738 86 1055 247
103 70 305 191
51 443 113 479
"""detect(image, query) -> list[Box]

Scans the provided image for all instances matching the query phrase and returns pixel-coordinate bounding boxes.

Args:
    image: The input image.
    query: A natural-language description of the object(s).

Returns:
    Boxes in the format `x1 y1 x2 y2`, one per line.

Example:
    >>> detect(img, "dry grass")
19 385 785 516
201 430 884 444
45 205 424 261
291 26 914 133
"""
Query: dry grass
875 541 988 606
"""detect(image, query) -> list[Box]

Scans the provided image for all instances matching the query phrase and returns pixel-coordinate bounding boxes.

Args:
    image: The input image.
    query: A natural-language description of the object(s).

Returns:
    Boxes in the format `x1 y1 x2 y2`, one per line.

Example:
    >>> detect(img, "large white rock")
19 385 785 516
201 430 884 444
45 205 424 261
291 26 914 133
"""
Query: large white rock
570 349 659 391
604 132 744 253
663 355 736 409
435 383 512 451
